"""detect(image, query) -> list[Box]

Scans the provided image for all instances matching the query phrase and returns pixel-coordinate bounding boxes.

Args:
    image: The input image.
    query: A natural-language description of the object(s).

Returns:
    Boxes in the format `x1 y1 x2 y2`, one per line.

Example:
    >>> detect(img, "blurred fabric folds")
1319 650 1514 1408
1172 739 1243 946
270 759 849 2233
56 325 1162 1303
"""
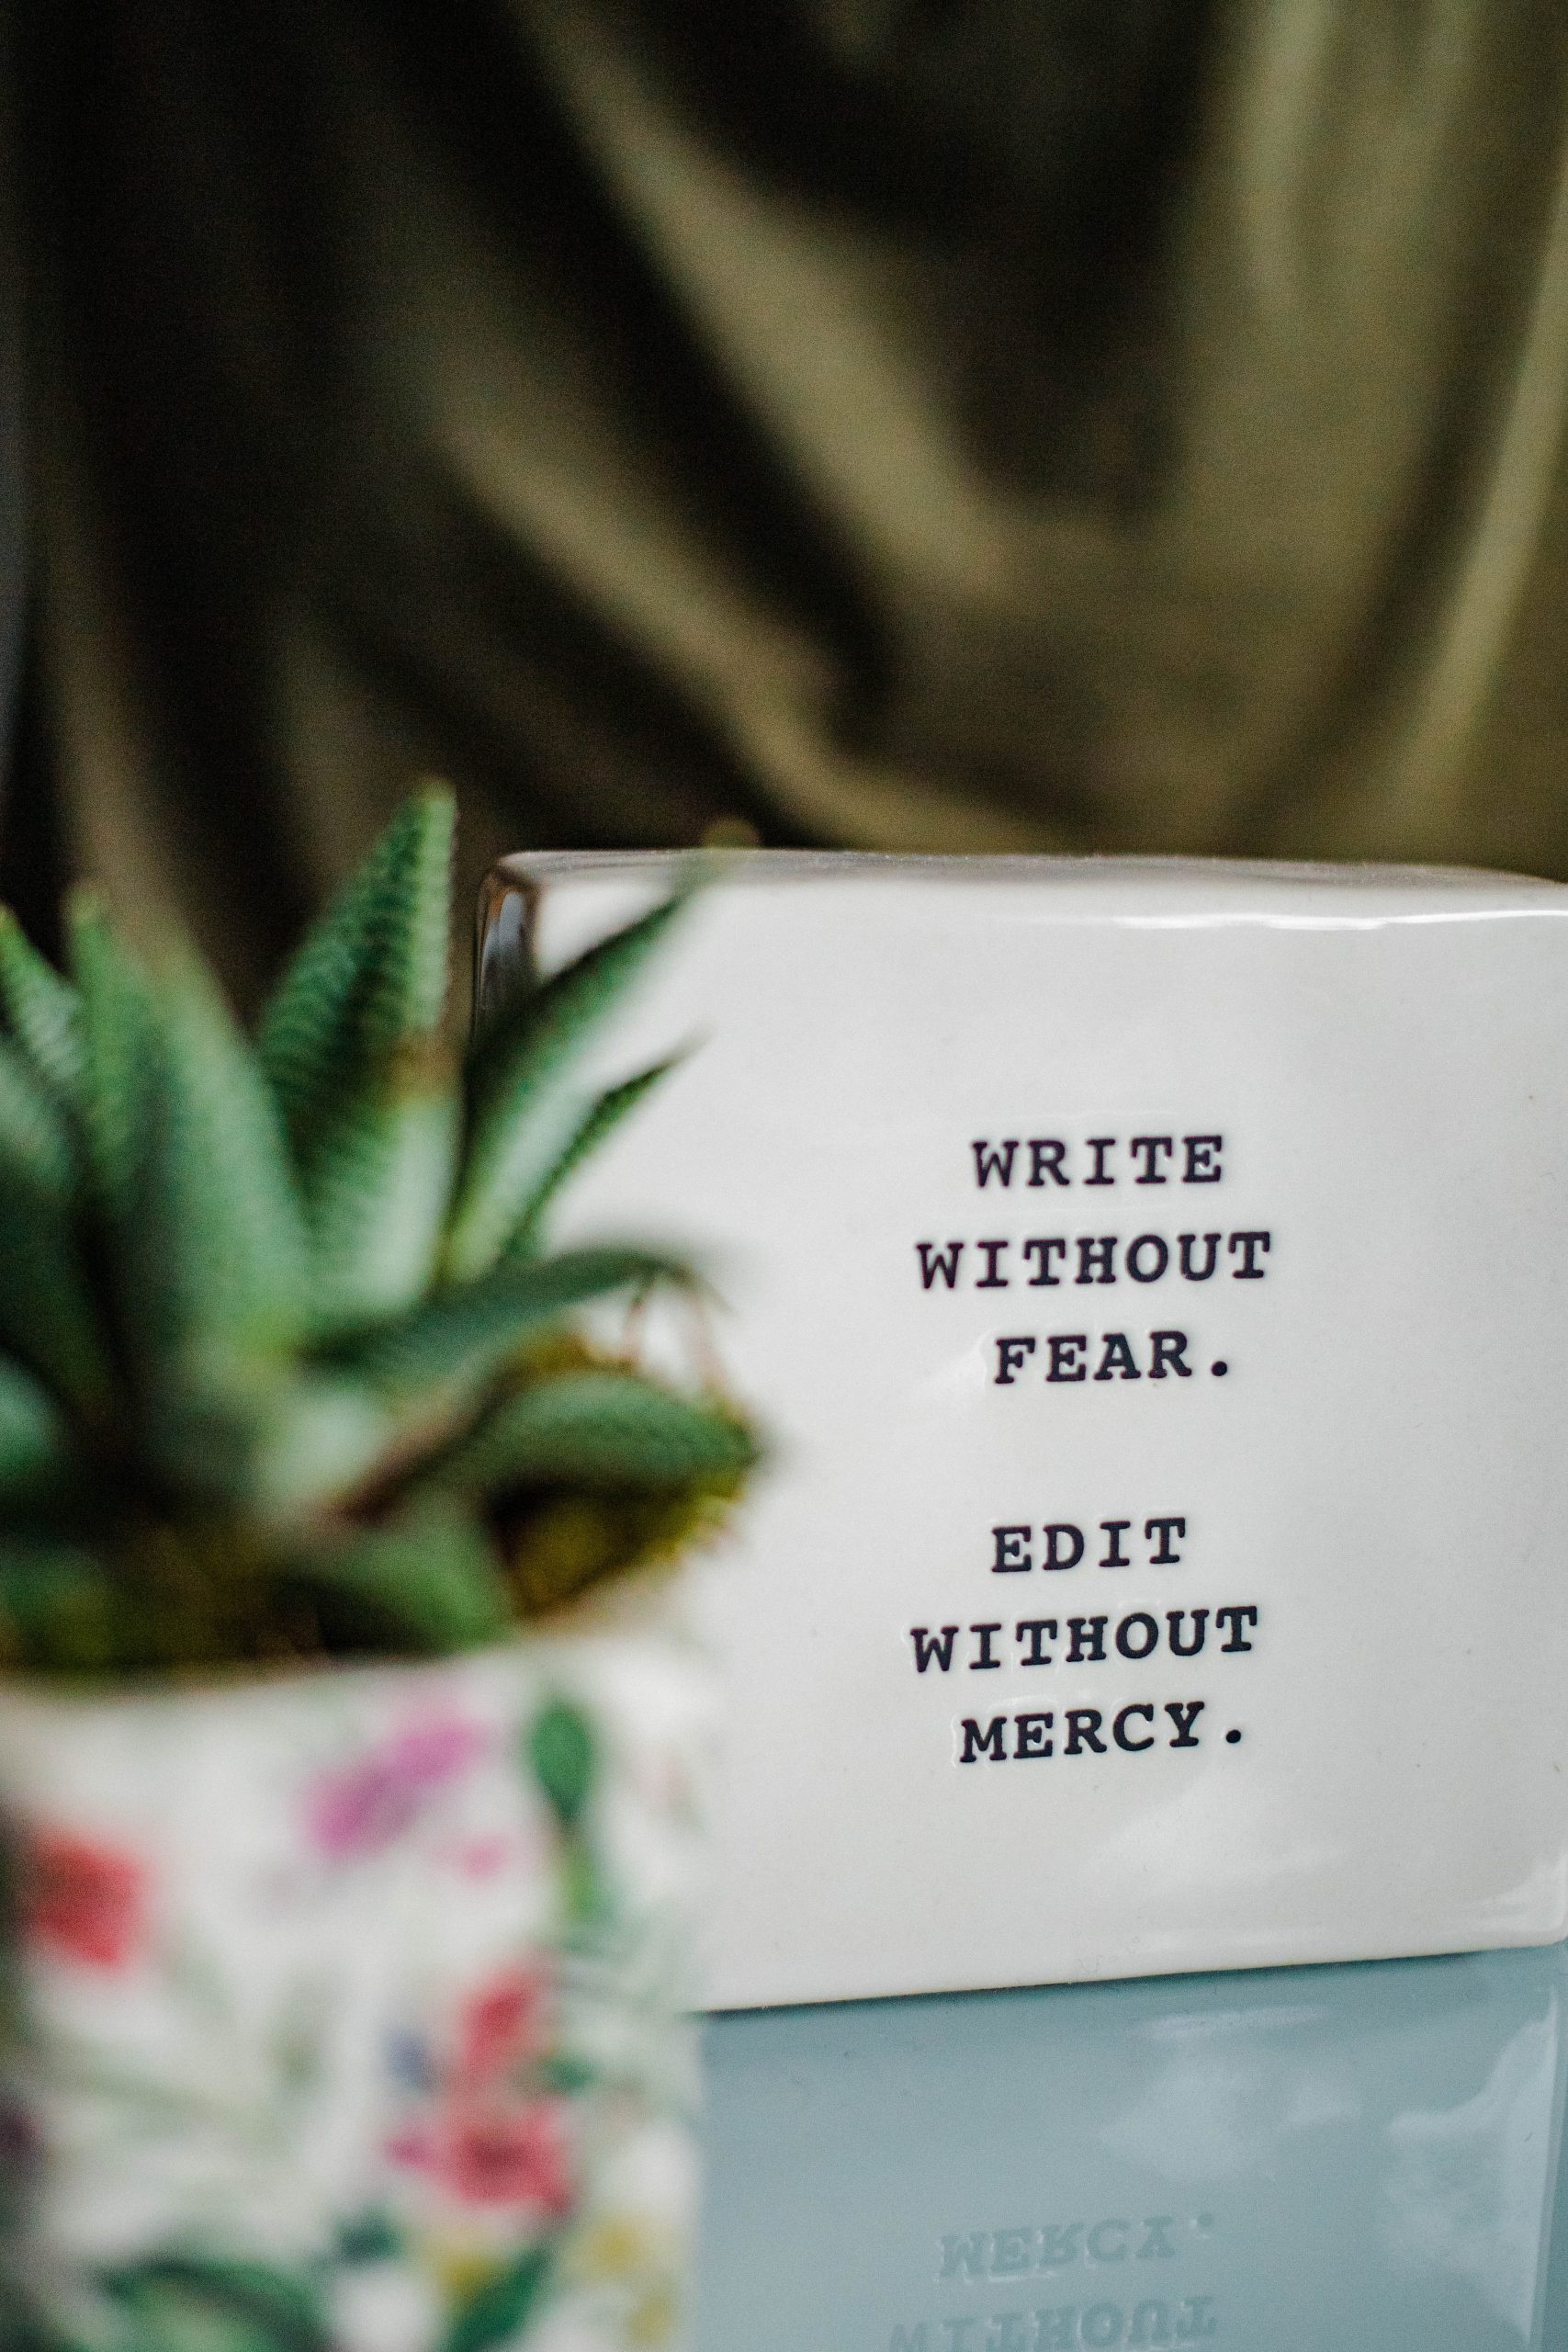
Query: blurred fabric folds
6 1 1568 993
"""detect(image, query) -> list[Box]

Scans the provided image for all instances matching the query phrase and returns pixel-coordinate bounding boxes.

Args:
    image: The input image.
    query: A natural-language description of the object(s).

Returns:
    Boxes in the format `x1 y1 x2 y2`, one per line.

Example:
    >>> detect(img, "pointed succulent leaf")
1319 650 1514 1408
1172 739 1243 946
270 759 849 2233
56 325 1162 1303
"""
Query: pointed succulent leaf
446 886 691 1278
259 786 454 1160
0 1196 109 1414
504 1055 682 1260
136 1374 266 1512
0 1033 75 1200
290 1498 510 1655
0 909 84 1105
299 1041 460 1332
0 824 751 1680
142 1357 398 1525
0 1356 79 1504
342 1247 695 1399
245 1371 398 1520
0 1034 111 1411
442 1368 757 1494
120 953 310 1372
69 890 158 1227
136 1347 344 1514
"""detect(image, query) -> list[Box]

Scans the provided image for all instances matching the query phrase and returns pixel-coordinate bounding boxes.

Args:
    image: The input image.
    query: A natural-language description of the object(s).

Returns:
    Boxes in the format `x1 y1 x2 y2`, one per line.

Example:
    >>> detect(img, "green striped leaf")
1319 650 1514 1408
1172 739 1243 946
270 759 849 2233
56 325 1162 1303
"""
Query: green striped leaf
299 1044 460 1331
343 1247 694 1398
0 909 84 1105
243 1371 396 1518
69 891 157 1228
504 1056 680 1259
446 887 690 1279
0 1032 109 1411
0 1196 107 1415
290 1498 510 1655
0 1356 78 1504
120 954 309 1372
139 1354 389 1518
443 1368 757 1494
259 787 454 1163
0 1033 75 1201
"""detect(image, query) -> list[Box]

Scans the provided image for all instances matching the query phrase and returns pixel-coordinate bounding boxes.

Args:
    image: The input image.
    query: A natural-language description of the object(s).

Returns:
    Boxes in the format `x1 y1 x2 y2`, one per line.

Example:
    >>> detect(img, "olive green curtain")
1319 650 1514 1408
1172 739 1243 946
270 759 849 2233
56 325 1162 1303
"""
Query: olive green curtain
9 2 1568 999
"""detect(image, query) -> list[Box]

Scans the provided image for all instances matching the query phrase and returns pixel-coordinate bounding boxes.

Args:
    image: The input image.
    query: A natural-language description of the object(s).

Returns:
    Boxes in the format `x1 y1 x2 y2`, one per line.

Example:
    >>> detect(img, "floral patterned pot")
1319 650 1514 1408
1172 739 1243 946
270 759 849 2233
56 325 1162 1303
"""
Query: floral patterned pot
0 1606 709 2352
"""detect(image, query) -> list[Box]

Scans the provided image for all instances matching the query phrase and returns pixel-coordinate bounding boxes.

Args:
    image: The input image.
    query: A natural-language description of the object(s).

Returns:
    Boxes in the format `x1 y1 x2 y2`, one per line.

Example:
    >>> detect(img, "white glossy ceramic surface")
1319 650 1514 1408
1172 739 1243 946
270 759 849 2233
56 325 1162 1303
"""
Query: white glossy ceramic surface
481 854 1568 2008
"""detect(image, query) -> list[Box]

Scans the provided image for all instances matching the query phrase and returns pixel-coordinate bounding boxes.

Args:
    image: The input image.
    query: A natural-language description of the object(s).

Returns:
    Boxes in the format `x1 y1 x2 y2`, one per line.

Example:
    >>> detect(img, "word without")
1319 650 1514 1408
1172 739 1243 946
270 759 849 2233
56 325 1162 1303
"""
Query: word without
914 1233 1271 1291
911 1611 1258 1674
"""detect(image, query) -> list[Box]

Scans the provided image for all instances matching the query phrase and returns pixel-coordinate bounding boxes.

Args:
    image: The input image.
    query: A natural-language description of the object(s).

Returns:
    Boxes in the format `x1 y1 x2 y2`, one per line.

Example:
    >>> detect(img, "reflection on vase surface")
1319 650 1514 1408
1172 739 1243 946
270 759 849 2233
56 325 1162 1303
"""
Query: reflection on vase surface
697 1943 1568 2350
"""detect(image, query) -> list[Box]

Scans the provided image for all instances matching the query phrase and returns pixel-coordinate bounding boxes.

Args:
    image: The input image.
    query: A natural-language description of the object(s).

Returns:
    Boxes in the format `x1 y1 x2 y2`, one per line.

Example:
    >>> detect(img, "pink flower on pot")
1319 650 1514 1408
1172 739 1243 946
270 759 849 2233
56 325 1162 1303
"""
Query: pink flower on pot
23 1829 146 1970
305 1713 487 1861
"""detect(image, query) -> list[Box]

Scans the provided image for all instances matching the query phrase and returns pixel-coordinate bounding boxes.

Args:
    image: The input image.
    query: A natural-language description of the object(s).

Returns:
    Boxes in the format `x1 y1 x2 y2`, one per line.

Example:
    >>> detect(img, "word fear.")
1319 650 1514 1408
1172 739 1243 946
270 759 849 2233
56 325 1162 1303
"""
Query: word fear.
991 1331 1234 1385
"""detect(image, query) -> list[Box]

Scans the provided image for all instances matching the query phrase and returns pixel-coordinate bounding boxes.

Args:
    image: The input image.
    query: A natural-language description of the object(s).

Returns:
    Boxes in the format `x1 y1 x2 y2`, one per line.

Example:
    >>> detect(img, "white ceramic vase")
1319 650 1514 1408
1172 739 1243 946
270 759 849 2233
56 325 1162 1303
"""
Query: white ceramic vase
0 1603 708 2352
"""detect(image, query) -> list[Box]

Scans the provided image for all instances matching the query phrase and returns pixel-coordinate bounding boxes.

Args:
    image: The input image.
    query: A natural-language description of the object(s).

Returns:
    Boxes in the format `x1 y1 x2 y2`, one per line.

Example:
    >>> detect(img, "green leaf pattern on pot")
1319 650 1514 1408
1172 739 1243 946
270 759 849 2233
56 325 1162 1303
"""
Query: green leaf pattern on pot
0 1634 704 2350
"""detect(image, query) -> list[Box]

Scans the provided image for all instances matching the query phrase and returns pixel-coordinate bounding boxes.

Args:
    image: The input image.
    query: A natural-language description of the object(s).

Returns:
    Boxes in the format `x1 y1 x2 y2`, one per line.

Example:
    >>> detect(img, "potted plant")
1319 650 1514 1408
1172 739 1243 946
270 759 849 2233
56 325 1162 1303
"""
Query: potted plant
0 789 757 2351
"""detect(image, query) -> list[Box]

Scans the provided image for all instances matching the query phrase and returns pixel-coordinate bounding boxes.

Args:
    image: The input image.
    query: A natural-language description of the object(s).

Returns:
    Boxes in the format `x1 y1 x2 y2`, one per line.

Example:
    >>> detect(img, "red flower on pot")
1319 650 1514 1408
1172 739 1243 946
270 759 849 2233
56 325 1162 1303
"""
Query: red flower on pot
445 2098 573 2211
386 1964 571 2214
456 1963 549 2086
389 2095 573 2215
23 1829 146 1970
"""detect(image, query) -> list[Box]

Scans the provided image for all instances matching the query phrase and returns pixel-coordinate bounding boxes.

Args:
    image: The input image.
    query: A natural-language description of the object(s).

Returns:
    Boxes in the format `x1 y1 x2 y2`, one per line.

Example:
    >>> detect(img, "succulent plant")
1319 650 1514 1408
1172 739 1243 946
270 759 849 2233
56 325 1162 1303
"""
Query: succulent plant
0 789 756 1676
